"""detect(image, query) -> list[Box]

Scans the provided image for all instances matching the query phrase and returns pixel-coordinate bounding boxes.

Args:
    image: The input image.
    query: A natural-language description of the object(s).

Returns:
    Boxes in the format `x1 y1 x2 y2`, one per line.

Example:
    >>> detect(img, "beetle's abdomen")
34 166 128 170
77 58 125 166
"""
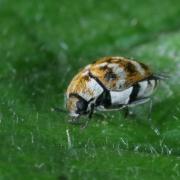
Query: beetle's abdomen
110 78 158 106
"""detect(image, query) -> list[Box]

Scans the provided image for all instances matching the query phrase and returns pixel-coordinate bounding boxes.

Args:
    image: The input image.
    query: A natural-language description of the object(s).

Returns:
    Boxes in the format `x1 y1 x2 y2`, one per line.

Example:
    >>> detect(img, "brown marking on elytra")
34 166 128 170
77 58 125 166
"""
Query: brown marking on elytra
139 62 149 71
110 80 117 88
90 63 122 90
119 60 152 87
125 62 137 74
125 74 142 87
104 70 117 81
104 68 119 89
139 62 152 75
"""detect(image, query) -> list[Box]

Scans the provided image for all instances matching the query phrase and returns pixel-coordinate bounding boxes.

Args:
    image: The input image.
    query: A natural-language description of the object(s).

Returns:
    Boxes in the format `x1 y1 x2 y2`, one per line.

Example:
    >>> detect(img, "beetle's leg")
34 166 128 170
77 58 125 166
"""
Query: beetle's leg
81 112 92 129
147 98 153 124
123 106 135 119
147 98 160 135
88 104 94 119
79 104 95 129
81 104 94 129
123 107 129 118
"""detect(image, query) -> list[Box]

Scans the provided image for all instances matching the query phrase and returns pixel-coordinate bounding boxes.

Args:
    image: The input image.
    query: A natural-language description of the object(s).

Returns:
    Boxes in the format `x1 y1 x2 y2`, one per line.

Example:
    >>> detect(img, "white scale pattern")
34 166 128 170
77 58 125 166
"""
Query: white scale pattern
110 87 133 105
79 77 104 101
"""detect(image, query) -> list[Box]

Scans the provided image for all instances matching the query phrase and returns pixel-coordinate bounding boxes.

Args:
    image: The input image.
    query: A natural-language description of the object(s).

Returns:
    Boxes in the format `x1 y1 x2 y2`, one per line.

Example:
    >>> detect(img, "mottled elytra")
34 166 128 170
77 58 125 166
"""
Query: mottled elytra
66 56 161 122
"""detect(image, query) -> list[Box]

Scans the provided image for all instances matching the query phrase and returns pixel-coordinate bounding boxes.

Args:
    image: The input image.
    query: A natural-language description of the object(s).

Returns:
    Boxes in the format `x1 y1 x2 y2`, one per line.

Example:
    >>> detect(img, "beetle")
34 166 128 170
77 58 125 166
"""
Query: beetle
66 56 162 123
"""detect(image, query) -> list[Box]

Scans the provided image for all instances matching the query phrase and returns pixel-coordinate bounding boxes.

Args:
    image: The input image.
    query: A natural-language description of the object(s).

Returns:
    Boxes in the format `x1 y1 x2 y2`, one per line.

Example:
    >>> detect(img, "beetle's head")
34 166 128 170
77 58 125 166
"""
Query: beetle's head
66 93 90 121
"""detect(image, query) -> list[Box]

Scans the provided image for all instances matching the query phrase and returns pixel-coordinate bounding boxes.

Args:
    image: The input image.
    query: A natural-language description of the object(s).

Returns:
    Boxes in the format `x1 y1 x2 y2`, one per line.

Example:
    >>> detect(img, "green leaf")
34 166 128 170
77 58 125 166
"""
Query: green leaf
0 0 180 179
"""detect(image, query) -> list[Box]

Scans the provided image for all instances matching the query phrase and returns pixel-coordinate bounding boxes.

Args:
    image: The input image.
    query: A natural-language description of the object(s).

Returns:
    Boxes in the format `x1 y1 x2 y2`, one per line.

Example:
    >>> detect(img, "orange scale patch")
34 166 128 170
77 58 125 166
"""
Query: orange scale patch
90 66 107 78
67 70 95 99
125 74 142 87
67 71 86 93
108 80 117 89
122 61 152 86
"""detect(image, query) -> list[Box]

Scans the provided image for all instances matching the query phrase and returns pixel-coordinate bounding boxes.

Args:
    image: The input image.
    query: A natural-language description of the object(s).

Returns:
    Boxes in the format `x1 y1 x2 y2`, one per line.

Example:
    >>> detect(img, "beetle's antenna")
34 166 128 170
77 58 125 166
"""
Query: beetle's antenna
154 73 170 80
51 107 67 113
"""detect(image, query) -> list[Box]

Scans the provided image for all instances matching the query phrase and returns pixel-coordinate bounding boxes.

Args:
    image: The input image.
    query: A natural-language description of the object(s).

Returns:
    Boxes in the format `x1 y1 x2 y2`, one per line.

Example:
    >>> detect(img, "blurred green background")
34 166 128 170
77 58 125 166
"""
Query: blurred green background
0 0 180 179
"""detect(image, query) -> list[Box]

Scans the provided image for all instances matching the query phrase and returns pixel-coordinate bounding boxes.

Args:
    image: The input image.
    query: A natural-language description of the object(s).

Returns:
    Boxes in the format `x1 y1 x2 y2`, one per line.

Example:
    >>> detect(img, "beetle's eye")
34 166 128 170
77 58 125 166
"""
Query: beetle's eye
76 100 87 114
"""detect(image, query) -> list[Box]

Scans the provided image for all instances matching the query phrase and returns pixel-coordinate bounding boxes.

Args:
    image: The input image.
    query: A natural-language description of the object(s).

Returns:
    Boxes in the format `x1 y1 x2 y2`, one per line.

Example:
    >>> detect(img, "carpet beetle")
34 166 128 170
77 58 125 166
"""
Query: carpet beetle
66 56 161 122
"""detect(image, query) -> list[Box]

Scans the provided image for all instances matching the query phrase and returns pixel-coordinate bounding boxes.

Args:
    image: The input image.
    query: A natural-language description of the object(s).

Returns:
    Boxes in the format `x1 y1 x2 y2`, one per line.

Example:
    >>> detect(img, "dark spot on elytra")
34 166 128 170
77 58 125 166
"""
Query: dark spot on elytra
139 62 149 71
125 62 136 73
83 75 90 81
104 70 117 81
99 65 107 71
